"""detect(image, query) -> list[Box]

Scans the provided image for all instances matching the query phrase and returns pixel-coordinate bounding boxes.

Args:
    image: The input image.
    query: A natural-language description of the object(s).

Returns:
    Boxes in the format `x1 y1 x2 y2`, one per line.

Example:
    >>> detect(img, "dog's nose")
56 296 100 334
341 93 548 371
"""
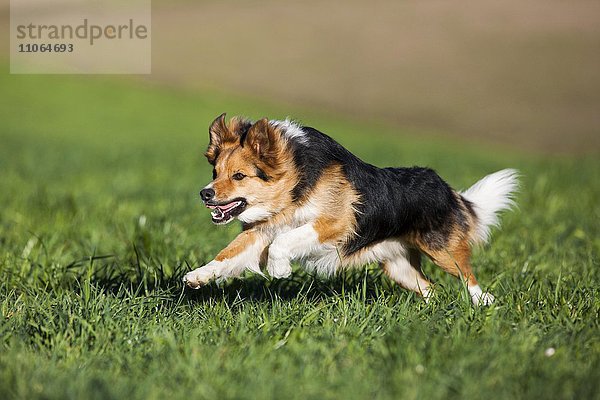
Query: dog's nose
200 188 215 202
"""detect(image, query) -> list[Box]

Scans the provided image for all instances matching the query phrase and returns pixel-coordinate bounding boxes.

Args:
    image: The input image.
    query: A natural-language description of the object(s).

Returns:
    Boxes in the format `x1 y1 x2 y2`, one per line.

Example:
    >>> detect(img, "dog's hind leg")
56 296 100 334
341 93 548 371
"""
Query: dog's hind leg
382 248 432 301
420 236 494 306
183 229 268 288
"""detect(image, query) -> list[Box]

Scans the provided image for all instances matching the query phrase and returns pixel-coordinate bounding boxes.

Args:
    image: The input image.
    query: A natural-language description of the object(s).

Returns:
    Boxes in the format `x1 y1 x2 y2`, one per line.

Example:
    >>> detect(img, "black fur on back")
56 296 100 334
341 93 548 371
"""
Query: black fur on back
287 126 469 255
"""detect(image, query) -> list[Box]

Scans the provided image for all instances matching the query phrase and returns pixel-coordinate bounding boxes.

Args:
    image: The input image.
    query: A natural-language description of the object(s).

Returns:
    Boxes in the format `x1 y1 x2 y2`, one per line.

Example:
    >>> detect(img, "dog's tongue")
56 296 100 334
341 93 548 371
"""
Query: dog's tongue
219 201 240 212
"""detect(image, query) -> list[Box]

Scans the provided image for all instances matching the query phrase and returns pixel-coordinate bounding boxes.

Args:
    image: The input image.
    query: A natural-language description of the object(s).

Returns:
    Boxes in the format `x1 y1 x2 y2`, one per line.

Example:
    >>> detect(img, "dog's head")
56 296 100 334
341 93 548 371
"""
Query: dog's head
199 114 294 225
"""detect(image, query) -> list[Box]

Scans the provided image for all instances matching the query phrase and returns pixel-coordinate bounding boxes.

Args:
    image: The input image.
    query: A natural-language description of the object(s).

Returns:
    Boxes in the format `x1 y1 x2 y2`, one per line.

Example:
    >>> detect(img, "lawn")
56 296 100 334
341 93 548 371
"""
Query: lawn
0 73 598 400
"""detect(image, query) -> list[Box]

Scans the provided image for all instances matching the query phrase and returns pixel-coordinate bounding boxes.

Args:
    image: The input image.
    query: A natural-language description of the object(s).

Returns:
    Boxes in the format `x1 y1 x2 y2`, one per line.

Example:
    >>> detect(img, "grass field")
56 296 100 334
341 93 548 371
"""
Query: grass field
0 73 599 399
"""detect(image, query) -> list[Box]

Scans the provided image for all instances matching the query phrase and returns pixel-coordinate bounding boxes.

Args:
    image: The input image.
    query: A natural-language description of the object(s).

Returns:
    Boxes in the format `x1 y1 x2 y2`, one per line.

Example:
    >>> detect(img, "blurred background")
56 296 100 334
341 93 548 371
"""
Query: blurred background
2 0 599 154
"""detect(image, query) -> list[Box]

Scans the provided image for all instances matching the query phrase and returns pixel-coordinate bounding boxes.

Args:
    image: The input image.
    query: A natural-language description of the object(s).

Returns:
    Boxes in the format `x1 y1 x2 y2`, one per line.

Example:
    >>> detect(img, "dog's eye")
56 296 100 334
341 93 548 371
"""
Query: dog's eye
232 172 246 181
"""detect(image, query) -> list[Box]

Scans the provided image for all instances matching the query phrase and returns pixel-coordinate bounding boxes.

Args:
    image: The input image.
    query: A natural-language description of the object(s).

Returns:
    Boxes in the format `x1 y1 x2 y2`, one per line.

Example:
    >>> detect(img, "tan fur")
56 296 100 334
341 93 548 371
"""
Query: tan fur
226 163 359 256
207 117 299 216
415 227 479 286
205 114 240 163
304 164 359 243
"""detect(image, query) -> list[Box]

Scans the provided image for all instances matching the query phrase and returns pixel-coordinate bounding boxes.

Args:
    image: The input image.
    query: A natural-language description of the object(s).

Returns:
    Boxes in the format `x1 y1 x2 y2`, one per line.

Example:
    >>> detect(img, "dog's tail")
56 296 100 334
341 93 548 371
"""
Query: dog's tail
460 169 519 244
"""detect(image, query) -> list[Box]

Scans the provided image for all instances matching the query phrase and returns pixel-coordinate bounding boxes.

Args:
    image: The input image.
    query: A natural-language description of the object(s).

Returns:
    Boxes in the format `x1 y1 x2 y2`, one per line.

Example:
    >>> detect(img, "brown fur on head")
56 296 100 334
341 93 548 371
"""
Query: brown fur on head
205 113 250 164
201 115 297 225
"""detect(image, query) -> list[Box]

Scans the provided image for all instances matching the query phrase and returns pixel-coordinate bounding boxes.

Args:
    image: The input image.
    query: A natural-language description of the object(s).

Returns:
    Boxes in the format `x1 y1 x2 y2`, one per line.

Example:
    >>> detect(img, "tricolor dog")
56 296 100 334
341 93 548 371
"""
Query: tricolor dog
183 114 518 305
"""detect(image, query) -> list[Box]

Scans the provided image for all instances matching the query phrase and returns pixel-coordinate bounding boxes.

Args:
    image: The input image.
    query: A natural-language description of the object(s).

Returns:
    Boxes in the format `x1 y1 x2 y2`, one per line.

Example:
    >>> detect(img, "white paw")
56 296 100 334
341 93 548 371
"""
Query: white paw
421 287 433 303
472 291 495 306
267 258 292 279
183 267 215 289
468 284 495 306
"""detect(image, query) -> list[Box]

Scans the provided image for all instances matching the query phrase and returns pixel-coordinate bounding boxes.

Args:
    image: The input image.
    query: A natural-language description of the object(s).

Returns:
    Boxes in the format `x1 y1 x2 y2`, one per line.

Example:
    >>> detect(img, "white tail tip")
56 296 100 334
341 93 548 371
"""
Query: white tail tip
460 169 519 243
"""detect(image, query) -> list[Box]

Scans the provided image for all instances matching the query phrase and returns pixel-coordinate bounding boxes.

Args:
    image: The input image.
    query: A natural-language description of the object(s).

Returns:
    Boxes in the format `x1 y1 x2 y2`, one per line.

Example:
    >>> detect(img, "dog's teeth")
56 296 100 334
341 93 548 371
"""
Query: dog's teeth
211 208 224 219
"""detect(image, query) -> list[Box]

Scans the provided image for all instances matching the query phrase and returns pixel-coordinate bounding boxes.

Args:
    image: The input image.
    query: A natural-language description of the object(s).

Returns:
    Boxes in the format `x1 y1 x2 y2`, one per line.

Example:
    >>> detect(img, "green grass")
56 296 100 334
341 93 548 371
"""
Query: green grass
0 73 599 400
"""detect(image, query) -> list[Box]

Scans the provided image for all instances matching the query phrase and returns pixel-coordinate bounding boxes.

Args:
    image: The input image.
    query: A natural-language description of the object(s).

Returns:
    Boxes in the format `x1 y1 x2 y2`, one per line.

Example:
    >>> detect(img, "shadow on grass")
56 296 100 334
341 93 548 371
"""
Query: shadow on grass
85 258 401 306
1 245 408 307
181 267 399 305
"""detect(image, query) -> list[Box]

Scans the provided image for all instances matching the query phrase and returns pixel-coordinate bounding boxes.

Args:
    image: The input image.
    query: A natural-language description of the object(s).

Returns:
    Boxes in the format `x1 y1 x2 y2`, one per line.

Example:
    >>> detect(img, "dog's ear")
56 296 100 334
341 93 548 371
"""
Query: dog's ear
245 118 279 163
206 113 237 164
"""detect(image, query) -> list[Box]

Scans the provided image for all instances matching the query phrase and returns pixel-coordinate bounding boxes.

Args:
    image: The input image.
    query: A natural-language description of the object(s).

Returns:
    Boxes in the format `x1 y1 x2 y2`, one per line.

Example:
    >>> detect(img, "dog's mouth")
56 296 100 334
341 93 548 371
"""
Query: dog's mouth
206 198 247 224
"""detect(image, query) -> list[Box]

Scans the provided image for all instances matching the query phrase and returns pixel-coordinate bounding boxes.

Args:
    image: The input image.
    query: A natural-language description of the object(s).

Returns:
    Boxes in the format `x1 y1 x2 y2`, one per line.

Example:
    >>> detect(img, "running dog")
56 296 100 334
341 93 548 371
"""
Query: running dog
183 114 518 305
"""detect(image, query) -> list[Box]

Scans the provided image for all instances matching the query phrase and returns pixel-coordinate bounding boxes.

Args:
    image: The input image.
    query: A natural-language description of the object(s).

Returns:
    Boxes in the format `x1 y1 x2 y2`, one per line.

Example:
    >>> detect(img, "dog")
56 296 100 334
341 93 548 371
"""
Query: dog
183 114 518 305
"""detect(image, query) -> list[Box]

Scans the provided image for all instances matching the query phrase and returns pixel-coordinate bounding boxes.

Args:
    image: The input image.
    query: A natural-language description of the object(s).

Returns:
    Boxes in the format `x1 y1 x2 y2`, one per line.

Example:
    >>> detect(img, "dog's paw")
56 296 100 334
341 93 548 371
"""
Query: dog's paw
471 291 495 306
183 268 214 289
421 287 433 303
267 258 292 279
468 284 495 306
474 292 495 306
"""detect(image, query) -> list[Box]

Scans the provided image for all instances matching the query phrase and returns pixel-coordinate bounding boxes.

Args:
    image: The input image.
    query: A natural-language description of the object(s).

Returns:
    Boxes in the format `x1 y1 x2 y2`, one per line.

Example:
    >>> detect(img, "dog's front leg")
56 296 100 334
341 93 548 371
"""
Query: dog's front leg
184 229 268 288
267 223 326 278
